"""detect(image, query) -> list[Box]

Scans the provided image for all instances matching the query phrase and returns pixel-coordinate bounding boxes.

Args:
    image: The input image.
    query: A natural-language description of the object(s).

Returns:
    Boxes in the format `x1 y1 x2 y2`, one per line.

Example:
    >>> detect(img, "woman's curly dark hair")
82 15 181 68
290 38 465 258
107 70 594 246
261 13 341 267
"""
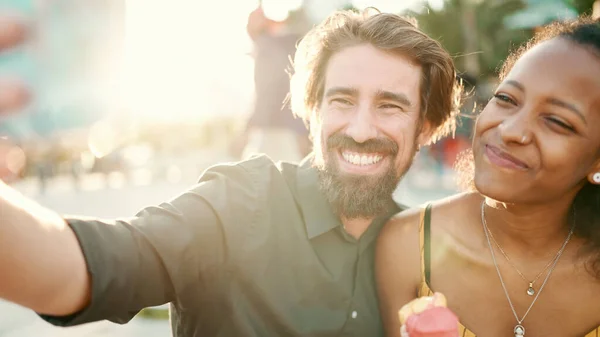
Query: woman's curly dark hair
456 16 600 278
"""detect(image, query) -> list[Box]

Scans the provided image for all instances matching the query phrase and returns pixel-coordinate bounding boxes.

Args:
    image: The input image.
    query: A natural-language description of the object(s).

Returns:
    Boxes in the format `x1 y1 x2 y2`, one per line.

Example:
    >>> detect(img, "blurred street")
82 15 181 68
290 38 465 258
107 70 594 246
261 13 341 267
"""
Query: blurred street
0 300 171 337
0 150 456 337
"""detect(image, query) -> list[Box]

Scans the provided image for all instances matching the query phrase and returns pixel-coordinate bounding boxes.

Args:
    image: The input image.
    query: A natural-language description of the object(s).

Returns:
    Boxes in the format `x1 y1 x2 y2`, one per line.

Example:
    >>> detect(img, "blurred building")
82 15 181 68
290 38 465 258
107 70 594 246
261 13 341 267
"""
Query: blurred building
0 0 125 142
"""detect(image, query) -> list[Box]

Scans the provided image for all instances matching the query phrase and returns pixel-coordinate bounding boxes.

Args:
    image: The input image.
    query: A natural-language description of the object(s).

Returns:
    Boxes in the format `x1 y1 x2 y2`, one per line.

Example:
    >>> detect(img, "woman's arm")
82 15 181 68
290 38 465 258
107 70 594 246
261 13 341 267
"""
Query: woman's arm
376 207 424 337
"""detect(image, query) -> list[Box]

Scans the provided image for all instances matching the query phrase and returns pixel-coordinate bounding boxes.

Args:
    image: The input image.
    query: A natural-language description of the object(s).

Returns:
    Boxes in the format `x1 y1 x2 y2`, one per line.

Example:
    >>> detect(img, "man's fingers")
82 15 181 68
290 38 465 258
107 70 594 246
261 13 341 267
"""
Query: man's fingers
0 15 31 114
0 15 28 51
0 78 31 114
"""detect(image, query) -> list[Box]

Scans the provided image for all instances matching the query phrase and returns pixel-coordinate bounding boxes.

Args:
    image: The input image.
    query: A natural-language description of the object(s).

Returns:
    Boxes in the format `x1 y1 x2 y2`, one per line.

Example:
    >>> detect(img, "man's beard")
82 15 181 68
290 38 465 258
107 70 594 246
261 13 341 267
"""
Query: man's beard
316 132 412 219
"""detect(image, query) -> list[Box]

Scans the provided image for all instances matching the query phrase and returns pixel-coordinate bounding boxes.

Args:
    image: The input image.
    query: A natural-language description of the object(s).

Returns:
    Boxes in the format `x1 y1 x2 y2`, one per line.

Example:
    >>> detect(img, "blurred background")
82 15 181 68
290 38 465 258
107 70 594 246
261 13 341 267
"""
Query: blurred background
0 0 598 336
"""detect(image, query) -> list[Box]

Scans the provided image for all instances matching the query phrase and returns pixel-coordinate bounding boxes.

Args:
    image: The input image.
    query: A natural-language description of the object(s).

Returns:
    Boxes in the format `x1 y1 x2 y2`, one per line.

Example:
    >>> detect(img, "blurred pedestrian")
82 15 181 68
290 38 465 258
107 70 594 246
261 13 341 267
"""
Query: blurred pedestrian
231 3 311 162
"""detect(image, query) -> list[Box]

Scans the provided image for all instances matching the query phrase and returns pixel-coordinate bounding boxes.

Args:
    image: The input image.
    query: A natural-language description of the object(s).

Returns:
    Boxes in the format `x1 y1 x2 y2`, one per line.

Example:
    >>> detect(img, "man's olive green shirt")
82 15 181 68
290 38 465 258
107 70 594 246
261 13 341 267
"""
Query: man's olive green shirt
41 155 403 336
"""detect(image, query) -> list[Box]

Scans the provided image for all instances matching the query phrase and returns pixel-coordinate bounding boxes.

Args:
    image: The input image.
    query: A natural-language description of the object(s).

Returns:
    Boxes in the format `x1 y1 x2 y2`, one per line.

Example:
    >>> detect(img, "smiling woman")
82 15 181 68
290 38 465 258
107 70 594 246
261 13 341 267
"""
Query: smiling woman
377 17 600 337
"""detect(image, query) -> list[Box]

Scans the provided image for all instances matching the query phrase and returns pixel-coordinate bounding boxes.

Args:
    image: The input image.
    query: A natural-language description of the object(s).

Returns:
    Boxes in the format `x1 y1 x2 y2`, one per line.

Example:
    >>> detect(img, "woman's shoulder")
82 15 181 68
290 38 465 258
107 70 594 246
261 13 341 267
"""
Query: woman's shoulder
427 191 482 221
388 191 478 223
381 192 481 244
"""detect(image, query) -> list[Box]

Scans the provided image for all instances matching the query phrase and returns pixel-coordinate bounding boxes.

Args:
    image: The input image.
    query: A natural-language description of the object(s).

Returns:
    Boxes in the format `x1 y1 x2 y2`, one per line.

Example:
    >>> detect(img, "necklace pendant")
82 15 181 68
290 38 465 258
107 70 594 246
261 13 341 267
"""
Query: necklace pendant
526 282 535 296
514 324 525 336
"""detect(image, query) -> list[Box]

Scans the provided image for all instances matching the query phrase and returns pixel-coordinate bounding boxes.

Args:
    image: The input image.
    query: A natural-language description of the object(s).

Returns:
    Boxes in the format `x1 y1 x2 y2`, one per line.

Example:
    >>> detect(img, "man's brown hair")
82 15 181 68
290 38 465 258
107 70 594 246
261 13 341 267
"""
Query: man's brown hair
289 8 463 144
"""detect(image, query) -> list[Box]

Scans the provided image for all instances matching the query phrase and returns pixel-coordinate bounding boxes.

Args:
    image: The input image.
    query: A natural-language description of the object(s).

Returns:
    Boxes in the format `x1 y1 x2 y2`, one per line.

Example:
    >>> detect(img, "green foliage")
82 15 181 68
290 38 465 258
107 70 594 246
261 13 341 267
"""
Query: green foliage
342 3 359 12
567 0 597 14
408 0 533 77
138 307 170 320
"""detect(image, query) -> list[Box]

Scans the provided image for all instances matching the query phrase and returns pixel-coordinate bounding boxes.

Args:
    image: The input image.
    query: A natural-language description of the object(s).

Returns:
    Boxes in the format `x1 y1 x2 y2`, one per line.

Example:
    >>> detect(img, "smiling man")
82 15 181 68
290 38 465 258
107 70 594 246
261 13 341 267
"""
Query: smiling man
0 8 461 337
314 44 428 222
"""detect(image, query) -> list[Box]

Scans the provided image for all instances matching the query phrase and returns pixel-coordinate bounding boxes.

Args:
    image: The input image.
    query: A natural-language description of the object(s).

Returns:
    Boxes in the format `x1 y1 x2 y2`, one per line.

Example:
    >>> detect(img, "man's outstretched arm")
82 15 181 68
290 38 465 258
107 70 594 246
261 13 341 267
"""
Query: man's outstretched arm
0 15 89 316
0 158 260 326
0 181 91 316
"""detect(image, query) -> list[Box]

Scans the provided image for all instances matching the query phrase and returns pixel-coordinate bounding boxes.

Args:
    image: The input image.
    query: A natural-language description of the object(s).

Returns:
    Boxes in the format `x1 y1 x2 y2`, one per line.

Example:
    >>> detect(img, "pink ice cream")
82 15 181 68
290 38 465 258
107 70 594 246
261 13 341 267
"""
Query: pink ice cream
404 306 459 337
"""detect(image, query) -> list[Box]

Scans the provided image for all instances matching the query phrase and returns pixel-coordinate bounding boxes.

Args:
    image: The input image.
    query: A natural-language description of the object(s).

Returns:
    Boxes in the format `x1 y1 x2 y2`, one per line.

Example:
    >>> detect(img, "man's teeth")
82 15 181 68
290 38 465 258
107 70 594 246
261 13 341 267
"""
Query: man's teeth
342 152 383 166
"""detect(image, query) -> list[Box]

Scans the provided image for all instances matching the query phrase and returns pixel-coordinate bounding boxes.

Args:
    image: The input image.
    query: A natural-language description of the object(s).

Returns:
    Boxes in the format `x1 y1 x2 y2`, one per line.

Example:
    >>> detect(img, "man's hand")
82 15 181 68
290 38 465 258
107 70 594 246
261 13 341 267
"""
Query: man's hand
0 77 31 114
0 14 27 50
0 14 31 181
0 14 31 115
0 13 91 316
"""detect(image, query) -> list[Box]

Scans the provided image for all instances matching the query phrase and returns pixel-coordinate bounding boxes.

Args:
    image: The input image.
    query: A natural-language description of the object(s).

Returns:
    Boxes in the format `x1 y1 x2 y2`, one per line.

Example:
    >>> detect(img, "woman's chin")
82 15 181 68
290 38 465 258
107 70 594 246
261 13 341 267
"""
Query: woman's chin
473 174 523 203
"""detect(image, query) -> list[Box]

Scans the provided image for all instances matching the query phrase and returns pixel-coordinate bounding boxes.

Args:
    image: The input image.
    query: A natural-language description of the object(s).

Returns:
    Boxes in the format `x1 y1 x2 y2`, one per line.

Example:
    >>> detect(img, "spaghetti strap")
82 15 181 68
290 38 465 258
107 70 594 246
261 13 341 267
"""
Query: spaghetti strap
419 203 433 287
423 203 432 285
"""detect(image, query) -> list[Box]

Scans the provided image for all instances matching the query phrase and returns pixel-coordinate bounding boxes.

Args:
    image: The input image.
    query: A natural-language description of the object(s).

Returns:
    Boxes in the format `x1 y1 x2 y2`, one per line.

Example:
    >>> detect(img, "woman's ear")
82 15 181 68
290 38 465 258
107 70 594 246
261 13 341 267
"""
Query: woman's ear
588 171 600 185
587 159 600 185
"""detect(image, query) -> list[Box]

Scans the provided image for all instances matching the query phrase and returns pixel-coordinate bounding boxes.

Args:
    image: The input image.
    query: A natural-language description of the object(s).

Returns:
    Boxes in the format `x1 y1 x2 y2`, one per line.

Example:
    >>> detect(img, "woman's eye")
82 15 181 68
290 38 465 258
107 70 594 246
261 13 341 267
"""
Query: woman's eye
546 117 575 132
493 93 516 105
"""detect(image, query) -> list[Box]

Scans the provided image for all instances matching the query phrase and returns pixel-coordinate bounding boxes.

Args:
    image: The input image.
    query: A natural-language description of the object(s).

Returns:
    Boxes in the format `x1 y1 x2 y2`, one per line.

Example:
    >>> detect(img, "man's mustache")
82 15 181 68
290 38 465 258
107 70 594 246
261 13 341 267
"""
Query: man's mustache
326 132 398 154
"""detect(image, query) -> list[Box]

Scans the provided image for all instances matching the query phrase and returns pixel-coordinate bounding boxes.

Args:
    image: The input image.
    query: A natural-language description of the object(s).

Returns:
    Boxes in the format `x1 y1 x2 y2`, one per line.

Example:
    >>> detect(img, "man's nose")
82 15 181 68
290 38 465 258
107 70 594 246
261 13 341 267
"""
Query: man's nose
345 105 377 143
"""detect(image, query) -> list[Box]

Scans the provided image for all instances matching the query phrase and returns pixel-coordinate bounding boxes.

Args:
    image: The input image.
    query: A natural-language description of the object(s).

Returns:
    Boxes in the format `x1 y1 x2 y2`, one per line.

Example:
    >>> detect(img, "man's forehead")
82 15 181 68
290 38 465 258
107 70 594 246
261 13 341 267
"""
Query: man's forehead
324 44 422 94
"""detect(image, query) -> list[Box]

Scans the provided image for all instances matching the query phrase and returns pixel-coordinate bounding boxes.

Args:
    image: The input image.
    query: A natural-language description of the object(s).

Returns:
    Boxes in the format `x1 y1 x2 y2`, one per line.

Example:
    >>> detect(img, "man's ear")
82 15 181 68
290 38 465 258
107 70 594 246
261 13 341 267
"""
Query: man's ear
308 109 321 139
416 120 434 149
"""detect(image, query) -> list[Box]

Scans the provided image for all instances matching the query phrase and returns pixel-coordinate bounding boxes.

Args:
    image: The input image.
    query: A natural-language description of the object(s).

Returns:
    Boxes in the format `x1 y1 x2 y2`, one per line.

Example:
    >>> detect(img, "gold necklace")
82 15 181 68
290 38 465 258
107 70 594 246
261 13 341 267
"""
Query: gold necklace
485 225 561 296
481 201 575 337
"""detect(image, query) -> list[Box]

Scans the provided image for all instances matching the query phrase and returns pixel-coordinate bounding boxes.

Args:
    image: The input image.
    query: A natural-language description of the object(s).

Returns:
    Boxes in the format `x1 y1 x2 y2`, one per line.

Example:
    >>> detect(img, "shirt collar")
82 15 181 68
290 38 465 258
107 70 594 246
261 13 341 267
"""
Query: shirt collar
295 156 404 240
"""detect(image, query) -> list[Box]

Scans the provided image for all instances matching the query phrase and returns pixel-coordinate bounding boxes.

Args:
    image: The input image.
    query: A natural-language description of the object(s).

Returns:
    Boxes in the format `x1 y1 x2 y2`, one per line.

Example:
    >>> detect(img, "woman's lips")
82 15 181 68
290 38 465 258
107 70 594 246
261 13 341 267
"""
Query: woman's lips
485 144 529 170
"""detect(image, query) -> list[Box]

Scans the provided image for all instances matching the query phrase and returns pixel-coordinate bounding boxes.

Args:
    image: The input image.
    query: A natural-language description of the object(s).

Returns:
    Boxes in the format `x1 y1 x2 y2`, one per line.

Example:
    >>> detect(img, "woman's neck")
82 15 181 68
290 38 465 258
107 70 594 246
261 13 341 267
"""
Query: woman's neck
482 196 576 258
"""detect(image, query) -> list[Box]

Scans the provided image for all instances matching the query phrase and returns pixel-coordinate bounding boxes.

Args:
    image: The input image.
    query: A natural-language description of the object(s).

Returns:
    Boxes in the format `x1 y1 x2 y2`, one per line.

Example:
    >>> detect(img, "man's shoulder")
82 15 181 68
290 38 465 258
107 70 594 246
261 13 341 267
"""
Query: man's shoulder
199 154 301 189
189 156 301 229
196 155 308 239
235 154 303 178
201 154 276 175
238 154 294 171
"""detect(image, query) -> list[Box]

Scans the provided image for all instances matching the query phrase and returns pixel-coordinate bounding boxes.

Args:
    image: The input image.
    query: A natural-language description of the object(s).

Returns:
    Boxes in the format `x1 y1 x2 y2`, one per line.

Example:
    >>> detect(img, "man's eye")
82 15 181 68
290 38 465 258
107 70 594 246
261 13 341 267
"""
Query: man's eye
331 98 352 105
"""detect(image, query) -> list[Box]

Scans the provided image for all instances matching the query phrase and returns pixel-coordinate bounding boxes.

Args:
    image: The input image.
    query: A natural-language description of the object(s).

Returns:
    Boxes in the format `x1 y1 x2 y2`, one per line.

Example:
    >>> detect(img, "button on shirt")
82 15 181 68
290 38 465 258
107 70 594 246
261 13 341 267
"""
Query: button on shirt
40 155 403 336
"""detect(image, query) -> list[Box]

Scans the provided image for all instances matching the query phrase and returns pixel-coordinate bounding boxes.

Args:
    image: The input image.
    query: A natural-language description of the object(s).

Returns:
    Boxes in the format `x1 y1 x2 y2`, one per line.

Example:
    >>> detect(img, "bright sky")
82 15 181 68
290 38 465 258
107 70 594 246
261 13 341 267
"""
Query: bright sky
351 0 444 13
352 0 419 12
122 0 259 122
121 0 446 122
